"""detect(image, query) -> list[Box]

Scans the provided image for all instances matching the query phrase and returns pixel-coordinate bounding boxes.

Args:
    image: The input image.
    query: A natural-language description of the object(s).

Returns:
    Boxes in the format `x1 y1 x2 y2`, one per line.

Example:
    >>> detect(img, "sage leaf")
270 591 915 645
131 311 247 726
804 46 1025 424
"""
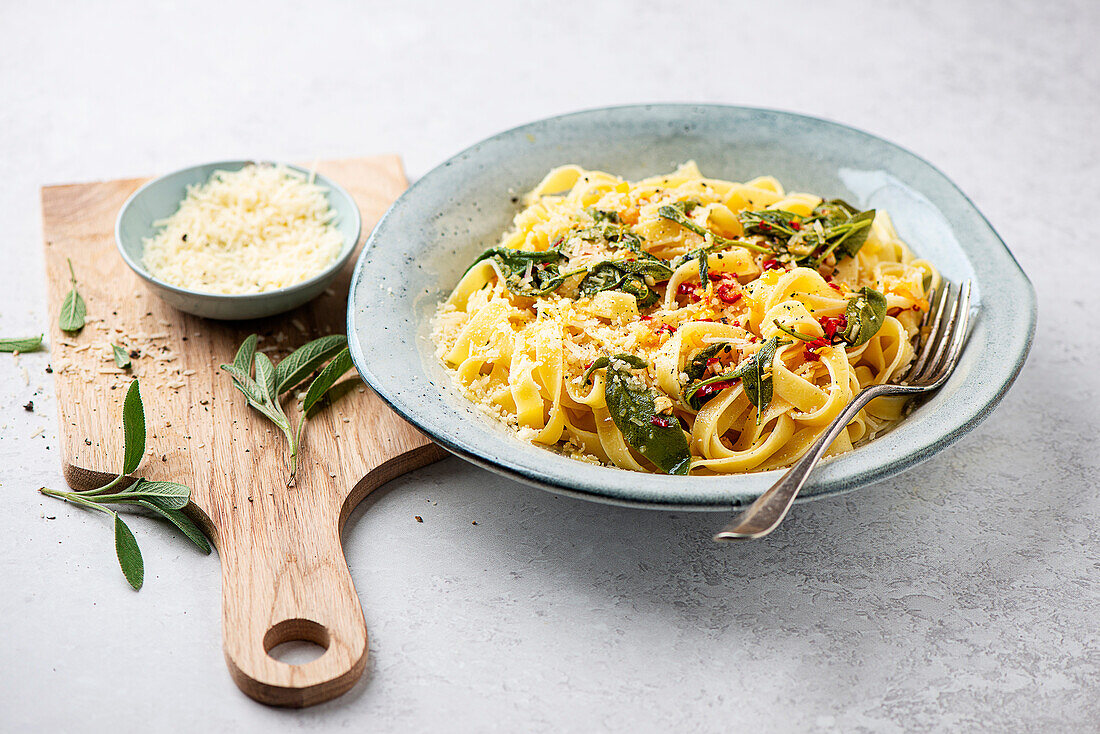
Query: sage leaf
587 207 620 224
842 287 888 346
222 361 288 429
815 209 875 264
122 379 145 475
738 209 804 241
660 203 771 257
574 221 648 255
583 353 646 384
125 479 190 510
301 347 354 416
578 260 667 307
233 333 258 375
660 203 713 240
113 513 144 590
806 202 876 265
275 334 347 394
112 343 131 368
686 342 734 382
220 364 267 405
811 199 861 222
59 258 86 332
741 336 781 422
681 372 739 411
582 355 611 384
600 356 691 475
137 500 210 554
254 352 279 405
468 248 568 297
682 336 785 419
0 334 43 353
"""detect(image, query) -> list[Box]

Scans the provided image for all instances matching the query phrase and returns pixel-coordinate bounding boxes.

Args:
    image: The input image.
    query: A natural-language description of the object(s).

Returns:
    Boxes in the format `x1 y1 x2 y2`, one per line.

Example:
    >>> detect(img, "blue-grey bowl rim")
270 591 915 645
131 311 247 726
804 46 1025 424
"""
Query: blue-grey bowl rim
114 160 362 303
347 103 1037 511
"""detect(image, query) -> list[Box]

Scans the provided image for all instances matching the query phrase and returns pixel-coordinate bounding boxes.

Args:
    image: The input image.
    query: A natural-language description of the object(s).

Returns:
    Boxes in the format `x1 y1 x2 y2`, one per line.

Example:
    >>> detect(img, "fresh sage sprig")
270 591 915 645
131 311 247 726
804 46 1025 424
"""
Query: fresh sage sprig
0 334 43 353
741 200 876 268
221 334 356 482
685 342 734 382
222 349 297 471
59 258 86 332
578 257 672 307
659 203 772 257
467 248 572 297
682 336 787 421
39 379 209 590
112 343 132 369
660 202 770 285
739 209 805 241
584 354 691 475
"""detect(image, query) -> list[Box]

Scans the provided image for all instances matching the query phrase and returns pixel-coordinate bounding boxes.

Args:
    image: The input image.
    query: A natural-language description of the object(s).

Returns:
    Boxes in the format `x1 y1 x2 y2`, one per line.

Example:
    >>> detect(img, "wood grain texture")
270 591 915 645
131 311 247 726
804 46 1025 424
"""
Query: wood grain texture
40 156 447 708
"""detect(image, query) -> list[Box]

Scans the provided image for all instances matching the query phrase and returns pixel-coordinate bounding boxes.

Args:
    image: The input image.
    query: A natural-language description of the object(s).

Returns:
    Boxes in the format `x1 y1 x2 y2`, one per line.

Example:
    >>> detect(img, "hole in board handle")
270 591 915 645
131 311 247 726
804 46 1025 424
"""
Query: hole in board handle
264 618 330 666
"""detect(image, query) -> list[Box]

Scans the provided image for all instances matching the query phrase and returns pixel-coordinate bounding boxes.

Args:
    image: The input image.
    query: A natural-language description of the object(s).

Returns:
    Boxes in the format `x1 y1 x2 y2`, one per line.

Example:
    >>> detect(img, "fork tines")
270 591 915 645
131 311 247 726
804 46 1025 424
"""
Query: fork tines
905 280 973 385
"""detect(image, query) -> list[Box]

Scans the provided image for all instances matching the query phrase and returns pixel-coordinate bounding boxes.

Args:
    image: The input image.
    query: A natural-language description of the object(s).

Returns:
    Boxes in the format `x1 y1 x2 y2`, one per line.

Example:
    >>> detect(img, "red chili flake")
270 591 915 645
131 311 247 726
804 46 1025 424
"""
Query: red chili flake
694 380 737 403
887 307 903 317
759 222 771 231
828 282 843 292
715 283 742 304
790 220 802 231
804 336 830 360
677 282 698 296
819 314 847 339
639 314 652 321
762 258 784 271
657 324 676 335
650 415 675 428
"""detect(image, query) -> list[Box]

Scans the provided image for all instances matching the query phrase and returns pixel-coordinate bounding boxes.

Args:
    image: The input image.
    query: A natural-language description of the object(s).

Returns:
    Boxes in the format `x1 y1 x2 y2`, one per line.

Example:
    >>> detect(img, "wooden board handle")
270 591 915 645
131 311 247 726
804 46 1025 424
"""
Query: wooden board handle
217 491 366 708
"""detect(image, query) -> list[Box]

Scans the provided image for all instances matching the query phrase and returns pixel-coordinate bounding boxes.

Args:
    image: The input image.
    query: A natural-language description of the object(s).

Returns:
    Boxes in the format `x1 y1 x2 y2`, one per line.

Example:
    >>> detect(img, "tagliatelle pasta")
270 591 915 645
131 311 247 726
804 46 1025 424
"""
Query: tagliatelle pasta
432 162 939 475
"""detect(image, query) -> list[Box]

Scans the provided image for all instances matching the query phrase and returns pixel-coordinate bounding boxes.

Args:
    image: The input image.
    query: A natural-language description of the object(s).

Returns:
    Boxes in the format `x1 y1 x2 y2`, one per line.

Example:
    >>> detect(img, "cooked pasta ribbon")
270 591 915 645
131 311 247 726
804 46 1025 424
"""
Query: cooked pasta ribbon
433 163 937 475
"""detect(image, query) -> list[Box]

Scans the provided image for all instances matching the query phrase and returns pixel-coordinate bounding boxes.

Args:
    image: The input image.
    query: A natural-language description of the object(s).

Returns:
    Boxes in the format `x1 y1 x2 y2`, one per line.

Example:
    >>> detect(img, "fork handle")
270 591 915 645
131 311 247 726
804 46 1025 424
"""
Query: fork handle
714 383 909 541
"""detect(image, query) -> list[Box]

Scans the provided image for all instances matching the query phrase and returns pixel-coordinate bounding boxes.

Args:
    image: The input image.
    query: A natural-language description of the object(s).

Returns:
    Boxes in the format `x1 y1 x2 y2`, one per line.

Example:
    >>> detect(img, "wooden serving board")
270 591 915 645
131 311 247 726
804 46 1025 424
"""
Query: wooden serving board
41 156 447 708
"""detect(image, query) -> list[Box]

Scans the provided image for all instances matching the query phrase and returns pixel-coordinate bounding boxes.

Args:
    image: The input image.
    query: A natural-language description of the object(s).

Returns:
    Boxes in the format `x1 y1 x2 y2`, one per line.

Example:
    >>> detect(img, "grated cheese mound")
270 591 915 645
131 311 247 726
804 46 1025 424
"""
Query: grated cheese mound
142 164 343 294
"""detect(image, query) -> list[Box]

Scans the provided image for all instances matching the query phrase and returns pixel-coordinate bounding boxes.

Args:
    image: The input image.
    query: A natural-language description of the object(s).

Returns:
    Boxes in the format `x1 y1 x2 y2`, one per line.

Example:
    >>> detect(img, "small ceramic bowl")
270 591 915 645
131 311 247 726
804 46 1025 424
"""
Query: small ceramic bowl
115 160 361 320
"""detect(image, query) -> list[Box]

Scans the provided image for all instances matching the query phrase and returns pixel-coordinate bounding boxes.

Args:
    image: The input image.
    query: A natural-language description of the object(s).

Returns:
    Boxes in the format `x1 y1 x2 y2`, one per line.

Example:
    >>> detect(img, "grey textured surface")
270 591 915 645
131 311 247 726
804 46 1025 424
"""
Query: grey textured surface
1 1 1097 732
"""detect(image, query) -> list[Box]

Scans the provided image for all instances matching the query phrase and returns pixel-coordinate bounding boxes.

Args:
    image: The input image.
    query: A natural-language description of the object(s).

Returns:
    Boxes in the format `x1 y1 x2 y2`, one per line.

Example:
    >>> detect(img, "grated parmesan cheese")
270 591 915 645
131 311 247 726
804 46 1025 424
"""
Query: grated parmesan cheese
142 164 343 294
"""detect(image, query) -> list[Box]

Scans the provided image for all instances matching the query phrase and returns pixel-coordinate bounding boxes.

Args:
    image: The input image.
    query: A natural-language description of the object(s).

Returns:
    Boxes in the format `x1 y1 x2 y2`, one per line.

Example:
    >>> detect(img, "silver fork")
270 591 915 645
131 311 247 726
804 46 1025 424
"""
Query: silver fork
714 280 974 541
